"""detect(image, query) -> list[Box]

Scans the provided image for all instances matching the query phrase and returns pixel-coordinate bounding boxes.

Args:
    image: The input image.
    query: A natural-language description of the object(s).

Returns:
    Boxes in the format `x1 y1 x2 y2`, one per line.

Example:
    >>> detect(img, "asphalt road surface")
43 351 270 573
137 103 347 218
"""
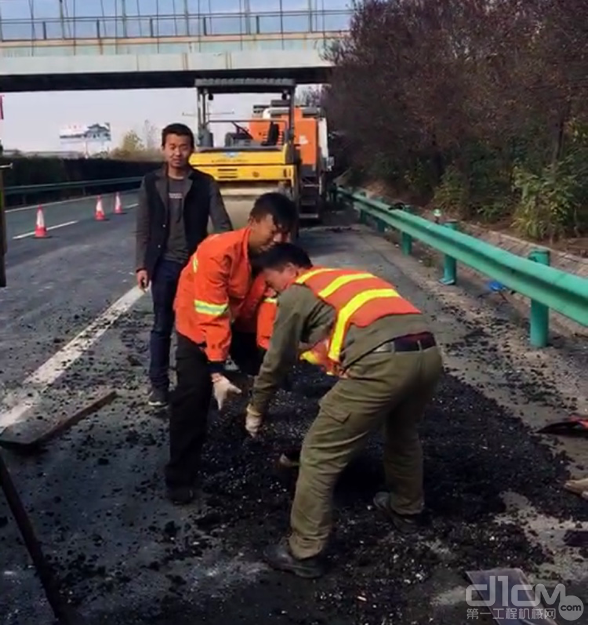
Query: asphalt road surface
1 192 140 390
0 202 586 625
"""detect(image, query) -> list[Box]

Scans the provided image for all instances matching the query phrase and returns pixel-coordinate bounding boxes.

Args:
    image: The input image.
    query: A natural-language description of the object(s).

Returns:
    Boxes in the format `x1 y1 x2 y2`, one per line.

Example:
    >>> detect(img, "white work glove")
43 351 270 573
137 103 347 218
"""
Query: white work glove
245 405 264 438
212 374 242 411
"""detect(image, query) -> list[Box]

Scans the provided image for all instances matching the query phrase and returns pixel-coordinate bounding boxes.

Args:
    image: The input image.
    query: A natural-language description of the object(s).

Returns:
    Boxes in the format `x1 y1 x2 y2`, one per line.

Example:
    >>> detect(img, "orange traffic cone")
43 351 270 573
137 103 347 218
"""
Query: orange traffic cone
34 206 48 238
114 192 124 215
95 196 107 221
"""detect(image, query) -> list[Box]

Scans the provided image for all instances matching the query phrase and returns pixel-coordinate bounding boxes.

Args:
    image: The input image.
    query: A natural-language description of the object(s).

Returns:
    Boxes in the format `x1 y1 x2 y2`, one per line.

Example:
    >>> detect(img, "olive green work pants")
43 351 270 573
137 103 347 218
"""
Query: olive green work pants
288 345 443 559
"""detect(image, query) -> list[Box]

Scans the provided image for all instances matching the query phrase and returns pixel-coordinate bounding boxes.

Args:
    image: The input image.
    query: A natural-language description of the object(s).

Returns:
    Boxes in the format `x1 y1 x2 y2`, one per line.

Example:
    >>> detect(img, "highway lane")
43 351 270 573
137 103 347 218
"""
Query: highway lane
5 191 138 241
6 191 257 241
0 192 140 389
0 220 586 624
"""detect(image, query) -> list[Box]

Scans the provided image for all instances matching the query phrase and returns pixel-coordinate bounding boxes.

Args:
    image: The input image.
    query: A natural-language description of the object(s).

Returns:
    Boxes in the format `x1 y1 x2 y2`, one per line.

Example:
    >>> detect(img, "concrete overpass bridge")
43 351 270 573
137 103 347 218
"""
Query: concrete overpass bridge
0 2 351 92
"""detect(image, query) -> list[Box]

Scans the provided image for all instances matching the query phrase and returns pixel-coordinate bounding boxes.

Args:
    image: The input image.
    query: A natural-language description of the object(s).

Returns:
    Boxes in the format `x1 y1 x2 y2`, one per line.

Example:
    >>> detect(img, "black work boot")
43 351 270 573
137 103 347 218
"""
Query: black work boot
263 539 325 579
278 447 301 469
373 492 421 534
166 484 198 506
148 387 169 408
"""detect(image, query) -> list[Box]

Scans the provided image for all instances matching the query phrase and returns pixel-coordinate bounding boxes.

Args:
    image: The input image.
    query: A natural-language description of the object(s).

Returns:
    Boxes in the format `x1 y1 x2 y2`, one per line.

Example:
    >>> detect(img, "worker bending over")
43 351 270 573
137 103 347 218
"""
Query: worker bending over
255 288 331 466
168 194 298 505
246 243 443 578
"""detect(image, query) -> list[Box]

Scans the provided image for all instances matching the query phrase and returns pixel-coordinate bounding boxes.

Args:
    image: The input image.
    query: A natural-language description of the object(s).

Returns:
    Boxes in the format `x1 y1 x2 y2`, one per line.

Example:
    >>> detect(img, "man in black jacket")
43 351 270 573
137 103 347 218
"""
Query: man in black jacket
135 123 233 407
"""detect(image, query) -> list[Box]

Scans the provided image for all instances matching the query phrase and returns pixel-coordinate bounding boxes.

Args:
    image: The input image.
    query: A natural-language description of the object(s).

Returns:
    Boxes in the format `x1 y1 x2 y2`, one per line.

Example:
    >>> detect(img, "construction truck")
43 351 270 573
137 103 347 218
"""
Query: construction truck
249 104 332 221
189 78 302 231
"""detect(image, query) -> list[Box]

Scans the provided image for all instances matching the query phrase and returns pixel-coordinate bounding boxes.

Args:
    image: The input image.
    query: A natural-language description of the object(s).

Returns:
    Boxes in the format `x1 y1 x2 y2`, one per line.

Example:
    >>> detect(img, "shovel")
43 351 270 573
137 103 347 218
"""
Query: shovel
0 451 85 624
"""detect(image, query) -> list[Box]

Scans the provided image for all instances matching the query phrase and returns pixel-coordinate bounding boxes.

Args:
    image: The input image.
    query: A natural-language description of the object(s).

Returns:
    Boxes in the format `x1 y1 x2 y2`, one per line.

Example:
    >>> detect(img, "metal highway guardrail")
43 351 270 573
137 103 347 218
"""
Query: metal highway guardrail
336 186 589 348
4 176 143 197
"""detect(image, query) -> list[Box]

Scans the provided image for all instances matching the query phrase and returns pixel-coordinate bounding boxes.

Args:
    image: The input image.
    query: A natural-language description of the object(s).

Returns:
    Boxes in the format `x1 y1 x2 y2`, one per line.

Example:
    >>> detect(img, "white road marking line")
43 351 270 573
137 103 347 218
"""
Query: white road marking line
11 202 137 239
12 219 79 240
0 286 145 434
6 191 138 214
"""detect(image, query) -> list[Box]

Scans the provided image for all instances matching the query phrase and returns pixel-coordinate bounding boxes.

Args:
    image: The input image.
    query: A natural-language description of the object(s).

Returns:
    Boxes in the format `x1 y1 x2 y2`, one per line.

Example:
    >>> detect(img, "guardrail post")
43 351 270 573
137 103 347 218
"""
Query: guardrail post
328 184 336 206
358 206 366 225
440 220 459 285
350 192 366 225
374 196 387 232
400 206 413 255
355 191 366 223
528 248 551 348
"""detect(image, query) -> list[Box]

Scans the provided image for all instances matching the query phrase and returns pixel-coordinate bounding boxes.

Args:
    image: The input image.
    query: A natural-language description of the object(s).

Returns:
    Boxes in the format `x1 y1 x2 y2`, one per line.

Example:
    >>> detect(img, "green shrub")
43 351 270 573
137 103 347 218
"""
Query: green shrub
432 166 469 215
512 157 585 241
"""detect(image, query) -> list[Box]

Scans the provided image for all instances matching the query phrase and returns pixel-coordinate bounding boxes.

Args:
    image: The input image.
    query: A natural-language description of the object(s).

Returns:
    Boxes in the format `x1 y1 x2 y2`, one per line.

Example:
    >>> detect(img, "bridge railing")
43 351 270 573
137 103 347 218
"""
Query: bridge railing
336 186 588 348
0 9 351 42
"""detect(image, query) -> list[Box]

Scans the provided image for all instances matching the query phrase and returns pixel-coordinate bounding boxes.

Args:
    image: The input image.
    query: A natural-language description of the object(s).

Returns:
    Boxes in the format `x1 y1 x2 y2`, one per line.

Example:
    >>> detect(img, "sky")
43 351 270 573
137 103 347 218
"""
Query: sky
0 89 316 152
0 0 349 152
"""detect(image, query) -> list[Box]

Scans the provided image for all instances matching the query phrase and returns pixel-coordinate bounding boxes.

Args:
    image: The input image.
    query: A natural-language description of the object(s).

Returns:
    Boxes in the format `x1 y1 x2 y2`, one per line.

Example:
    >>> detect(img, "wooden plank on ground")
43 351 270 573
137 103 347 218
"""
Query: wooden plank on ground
0 389 117 453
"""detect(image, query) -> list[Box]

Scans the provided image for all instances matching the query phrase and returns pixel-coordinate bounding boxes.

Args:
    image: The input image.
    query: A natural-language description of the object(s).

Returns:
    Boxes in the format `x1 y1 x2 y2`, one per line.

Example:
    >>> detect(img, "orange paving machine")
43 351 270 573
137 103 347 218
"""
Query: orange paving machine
249 102 332 221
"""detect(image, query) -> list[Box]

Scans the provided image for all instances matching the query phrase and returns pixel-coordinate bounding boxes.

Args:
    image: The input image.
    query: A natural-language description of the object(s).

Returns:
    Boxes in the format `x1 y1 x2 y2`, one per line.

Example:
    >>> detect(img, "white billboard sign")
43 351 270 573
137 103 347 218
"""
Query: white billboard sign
59 123 112 142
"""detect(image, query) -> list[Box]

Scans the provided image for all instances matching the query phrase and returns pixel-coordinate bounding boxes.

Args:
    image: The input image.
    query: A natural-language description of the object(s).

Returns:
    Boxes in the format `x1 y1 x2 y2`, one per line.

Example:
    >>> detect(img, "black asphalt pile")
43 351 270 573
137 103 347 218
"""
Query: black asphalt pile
564 529 588 549
38 355 583 625
1 306 585 625
48 308 152 396
442 316 578 413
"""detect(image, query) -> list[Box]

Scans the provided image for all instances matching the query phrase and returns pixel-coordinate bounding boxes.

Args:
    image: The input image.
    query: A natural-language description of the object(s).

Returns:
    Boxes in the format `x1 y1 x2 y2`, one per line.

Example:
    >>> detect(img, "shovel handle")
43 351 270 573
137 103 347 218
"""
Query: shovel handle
0 451 79 624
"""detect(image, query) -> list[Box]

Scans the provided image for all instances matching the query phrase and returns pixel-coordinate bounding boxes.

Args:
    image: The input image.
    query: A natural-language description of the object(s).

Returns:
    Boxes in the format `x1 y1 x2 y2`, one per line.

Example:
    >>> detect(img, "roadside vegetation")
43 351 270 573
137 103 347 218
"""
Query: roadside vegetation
109 122 162 161
321 0 587 247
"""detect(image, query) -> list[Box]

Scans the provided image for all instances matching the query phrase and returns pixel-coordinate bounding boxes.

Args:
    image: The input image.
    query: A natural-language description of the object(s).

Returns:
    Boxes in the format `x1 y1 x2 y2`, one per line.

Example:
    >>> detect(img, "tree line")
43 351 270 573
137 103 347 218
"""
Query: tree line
323 0 587 243
110 121 161 161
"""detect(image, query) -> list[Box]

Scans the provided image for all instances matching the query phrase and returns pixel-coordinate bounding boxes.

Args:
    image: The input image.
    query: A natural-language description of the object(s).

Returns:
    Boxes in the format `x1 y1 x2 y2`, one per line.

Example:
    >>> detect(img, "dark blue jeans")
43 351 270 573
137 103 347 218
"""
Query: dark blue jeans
149 259 185 391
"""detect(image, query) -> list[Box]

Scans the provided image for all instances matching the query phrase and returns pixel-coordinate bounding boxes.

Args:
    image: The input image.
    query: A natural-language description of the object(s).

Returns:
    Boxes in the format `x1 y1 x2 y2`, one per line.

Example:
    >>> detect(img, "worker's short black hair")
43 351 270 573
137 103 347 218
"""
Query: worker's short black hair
161 123 195 148
250 192 298 232
257 242 313 271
